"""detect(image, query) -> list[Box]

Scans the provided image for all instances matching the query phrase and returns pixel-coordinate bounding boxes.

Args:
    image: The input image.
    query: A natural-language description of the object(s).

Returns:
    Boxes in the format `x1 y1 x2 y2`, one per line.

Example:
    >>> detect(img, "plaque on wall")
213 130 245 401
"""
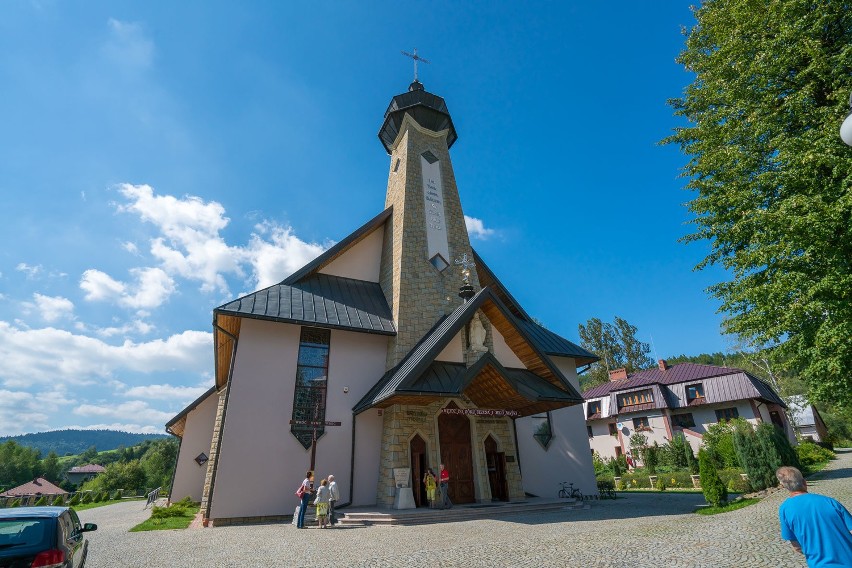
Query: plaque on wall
393 467 411 488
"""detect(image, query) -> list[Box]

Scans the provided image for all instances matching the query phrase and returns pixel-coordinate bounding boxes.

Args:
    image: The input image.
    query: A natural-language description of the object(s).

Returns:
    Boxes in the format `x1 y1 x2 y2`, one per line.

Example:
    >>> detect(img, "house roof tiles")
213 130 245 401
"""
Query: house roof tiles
1 477 67 497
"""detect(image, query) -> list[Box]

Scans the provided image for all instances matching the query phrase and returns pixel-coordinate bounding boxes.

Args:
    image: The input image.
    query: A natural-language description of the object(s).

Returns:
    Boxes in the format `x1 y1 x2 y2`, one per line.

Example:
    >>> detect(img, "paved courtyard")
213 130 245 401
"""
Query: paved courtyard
82 449 851 567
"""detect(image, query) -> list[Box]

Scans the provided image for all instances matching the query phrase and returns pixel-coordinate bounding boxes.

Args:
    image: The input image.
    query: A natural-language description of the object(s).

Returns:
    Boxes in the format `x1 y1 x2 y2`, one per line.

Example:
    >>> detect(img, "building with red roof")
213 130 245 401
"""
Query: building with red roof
0 477 68 498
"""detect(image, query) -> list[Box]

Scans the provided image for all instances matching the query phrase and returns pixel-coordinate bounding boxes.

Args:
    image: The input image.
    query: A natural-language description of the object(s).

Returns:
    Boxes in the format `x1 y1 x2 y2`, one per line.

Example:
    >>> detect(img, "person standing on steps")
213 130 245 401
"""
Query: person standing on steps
423 468 437 508
327 474 339 526
776 466 852 567
439 463 452 509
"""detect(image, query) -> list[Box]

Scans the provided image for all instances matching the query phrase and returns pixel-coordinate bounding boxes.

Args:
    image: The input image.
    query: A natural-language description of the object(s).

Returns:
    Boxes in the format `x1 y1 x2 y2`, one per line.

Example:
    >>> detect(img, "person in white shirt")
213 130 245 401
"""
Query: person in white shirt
327 474 340 526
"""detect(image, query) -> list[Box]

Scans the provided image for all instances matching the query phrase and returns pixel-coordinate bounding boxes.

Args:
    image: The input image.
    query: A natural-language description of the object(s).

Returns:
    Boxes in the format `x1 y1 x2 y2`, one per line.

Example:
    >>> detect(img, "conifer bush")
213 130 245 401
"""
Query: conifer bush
33 496 48 506
699 448 727 507
68 494 81 506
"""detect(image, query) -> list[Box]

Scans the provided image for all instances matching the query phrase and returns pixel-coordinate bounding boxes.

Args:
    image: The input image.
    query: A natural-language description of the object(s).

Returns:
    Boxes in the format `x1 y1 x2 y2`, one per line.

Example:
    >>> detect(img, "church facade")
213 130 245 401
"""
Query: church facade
167 80 599 526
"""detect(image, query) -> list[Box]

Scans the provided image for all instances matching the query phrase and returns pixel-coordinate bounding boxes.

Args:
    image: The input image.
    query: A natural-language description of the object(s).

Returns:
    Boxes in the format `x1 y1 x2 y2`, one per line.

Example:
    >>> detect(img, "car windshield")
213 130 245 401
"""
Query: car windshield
0 518 49 551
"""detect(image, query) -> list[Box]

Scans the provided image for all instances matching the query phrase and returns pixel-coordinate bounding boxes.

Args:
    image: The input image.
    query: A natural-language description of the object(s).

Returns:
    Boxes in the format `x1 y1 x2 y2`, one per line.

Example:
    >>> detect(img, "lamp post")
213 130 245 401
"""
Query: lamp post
841 91 852 147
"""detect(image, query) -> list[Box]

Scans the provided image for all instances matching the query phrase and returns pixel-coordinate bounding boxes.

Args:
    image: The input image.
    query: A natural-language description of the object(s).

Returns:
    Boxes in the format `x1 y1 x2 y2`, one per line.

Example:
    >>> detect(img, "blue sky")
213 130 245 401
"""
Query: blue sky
0 1 730 436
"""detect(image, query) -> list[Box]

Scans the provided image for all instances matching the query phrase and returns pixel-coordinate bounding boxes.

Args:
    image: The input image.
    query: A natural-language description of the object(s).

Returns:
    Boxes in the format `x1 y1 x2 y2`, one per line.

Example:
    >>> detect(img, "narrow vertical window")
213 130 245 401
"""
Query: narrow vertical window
290 327 331 449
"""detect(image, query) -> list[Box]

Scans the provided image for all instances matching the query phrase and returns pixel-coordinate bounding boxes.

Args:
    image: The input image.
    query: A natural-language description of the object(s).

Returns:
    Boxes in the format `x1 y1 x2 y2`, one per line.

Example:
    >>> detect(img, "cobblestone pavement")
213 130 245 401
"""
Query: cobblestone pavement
82 449 852 568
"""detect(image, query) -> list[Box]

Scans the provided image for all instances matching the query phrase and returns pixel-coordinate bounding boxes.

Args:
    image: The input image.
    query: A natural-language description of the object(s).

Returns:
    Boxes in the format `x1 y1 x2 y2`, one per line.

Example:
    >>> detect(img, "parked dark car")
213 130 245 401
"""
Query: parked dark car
0 506 96 568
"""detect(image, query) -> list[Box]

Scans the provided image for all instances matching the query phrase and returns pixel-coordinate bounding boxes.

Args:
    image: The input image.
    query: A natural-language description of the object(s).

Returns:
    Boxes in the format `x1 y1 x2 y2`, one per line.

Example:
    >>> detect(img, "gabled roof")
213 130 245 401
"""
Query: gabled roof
354 287 584 415
582 362 785 407
1 477 67 497
472 249 597 365
166 386 217 437
215 273 395 335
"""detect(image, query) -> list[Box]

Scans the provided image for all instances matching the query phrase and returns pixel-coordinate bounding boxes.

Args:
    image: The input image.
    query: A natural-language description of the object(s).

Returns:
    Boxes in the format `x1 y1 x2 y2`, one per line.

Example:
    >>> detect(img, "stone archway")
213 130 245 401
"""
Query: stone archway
409 434 428 507
484 434 508 501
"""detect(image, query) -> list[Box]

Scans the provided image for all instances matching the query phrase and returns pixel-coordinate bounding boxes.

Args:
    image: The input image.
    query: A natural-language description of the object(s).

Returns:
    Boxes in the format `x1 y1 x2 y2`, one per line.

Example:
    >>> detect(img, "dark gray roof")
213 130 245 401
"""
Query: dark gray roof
353 287 584 414
215 273 396 335
378 81 457 153
472 249 598 364
166 386 217 433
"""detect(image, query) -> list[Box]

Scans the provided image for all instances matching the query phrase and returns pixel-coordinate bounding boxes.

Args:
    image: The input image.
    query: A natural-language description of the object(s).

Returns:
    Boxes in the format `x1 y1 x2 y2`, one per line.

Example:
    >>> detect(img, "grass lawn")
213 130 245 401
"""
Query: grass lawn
616 489 703 494
696 498 760 516
130 504 200 532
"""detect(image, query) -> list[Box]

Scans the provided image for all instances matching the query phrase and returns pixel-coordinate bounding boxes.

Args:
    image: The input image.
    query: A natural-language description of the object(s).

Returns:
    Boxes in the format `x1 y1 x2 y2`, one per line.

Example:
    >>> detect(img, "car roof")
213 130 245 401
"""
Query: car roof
0 506 67 519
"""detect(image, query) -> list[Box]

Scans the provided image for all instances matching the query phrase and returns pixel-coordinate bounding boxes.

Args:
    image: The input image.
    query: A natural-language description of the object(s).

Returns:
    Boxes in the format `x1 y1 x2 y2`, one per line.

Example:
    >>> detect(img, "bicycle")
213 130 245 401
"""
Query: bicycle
557 481 583 500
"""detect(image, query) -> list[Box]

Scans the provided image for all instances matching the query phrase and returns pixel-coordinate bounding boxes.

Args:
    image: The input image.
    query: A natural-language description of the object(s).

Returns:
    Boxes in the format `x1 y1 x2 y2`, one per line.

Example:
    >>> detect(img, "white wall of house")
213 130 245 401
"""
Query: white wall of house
515 357 597 498
210 319 388 520
170 392 218 502
435 331 464 363
587 420 622 459
352 410 383 505
492 326 525 368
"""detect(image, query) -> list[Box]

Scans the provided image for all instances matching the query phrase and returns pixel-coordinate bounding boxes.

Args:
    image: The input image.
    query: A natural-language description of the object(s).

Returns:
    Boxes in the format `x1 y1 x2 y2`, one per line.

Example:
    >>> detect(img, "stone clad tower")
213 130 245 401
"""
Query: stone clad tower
378 80 482 369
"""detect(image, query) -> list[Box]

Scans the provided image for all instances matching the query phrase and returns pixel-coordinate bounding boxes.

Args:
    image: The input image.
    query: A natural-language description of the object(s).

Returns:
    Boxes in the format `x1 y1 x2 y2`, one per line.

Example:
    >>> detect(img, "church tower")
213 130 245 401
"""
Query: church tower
378 80 482 369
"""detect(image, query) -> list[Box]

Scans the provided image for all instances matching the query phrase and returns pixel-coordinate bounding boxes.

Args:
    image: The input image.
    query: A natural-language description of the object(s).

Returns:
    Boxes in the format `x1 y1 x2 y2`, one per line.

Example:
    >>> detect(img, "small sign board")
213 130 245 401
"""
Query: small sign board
392 467 410 488
440 408 520 418
289 419 342 427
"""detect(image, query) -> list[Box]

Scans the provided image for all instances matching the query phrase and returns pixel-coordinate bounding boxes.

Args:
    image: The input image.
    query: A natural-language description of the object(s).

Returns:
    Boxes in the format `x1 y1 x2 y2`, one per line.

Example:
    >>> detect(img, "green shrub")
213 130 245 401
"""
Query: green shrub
796 441 835 467
595 474 615 485
699 448 727 507
655 476 666 491
80 492 93 504
150 504 192 520
643 443 660 475
704 419 748 468
68 494 81 506
734 422 779 491
614 479 625 491
33 496 48 506
9 499 22 508
726 476 751 493
50 495 65 506
662 471 695 489
620 472 652 489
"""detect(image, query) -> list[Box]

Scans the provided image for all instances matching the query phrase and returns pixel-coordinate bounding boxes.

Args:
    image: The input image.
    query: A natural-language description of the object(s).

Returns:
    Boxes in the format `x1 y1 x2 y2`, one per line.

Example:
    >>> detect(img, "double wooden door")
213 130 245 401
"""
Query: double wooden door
438 406 475 504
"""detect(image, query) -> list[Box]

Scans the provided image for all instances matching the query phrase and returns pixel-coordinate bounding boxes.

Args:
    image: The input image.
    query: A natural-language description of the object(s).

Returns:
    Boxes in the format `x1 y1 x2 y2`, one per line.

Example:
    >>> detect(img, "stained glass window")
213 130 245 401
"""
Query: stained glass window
291 327 331 449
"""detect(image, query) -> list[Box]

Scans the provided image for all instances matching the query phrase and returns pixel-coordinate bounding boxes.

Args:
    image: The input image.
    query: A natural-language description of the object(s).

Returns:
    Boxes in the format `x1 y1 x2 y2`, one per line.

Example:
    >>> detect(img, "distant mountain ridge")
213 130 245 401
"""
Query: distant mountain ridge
0 429 168 456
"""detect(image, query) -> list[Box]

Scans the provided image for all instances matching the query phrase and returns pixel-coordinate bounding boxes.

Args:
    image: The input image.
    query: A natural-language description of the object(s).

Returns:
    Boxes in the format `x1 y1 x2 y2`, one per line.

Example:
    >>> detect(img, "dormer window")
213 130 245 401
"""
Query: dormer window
618 389 654 409
587 400 601 418
686 383 705 404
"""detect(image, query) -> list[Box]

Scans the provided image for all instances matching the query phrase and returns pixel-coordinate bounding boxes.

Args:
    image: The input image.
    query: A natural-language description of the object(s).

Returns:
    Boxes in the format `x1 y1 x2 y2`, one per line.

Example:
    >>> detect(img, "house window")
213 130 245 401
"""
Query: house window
686 383 705 403
632 417 650 431
618 389 654 408
587 400 601 418
608 423 618 437
715 407 739 422
532 413 553 449
587 425 593 438
290 327 331 449
672 413 696 428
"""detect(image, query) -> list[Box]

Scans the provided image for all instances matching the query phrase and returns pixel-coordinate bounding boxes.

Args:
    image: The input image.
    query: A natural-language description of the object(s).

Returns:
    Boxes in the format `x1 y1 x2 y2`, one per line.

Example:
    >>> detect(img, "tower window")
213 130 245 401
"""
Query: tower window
393 158 400 172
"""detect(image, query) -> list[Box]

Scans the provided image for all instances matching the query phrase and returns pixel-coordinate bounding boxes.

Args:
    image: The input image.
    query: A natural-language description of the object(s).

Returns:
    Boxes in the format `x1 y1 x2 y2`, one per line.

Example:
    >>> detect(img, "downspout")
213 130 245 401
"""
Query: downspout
203 321 239 524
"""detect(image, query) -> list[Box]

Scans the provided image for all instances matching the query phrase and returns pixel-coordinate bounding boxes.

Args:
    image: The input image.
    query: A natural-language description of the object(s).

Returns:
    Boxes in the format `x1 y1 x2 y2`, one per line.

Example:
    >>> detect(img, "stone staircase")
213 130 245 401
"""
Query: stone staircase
336 498 590 527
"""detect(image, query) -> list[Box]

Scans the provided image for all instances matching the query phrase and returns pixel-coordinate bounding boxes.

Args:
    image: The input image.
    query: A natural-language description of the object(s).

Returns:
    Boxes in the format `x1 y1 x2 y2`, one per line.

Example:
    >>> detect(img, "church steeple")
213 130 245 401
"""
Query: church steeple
378 81 479 369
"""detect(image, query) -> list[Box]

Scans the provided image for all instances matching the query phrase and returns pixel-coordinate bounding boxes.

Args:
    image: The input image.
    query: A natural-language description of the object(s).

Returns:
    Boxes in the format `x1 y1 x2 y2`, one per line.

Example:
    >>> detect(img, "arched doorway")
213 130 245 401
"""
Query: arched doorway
410 434 428 507
438 402 475 504
484 435 508 502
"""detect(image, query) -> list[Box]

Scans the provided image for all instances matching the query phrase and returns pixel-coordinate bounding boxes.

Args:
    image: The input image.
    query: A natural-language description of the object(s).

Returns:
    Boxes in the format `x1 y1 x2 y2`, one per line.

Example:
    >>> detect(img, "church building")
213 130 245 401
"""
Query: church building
166 78 600 526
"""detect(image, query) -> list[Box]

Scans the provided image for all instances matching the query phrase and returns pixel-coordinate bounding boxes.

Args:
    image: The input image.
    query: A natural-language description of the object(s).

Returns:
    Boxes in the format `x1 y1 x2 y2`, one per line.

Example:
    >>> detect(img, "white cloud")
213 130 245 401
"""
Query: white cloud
33 293 75 323
123 383 209 401
80 267 175 309
74 400 174 425
0 387 72 436
464 215 496 240
247 222 327 288
122 241 139 255
94 319 155 338
16 262 42 279
0 321 211 388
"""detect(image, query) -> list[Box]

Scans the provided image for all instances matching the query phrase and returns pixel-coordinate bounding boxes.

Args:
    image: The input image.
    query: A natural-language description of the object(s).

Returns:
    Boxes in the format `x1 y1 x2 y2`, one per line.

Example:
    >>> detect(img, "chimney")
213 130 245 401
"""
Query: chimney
658 359 668 371
609 368 628 381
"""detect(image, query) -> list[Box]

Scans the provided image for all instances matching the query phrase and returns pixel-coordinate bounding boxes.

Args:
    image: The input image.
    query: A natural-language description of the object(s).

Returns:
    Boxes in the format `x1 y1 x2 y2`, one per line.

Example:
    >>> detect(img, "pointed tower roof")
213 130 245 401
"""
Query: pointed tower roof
378 81 458 153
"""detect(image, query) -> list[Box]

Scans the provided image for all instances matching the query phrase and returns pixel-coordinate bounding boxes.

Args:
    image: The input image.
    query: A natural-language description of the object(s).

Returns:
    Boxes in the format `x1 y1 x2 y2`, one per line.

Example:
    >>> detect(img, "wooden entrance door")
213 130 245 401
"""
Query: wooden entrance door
410 434 428 507
438 403 475 504
484 435 508 501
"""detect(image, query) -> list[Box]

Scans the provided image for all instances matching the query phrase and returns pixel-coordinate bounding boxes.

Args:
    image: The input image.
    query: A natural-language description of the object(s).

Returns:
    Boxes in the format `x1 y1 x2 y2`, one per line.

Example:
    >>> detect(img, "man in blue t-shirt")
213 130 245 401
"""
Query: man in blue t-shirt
776 466 852 567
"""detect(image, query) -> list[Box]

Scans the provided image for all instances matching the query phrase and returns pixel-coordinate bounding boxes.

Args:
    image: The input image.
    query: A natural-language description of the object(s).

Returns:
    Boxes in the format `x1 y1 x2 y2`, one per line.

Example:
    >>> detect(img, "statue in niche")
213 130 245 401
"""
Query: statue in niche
469 313 487 352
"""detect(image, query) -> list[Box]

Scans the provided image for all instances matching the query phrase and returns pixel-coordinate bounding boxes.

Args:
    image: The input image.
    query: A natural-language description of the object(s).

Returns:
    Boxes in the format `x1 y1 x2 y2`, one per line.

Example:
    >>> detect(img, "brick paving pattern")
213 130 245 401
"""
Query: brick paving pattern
82 448 851 567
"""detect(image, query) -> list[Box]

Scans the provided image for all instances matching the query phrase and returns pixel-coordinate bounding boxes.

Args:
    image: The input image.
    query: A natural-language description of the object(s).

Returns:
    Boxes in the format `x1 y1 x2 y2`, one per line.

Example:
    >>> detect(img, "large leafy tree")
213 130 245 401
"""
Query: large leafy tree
666 0 852 407
578 316 654 390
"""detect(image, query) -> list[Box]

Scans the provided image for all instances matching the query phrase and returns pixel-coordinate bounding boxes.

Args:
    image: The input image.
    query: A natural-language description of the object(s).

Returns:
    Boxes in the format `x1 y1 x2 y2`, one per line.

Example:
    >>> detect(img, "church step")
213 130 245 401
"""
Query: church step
336 500 589 527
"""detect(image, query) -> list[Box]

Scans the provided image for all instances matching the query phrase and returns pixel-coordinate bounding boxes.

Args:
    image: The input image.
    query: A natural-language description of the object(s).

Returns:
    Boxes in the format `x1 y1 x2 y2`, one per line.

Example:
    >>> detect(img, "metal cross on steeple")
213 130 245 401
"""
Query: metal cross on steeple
454 253 476 285
401 48 430 82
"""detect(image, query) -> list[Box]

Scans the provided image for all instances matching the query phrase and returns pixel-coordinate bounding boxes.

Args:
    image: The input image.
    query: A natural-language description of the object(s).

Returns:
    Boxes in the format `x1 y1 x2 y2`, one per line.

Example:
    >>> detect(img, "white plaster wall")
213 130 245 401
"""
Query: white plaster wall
588 421 622 459
210 320 388 520
515 357 597 498
491 326 524 368
319 226 384 282
170 392 218 502
435 331 464 363
353 410 383 505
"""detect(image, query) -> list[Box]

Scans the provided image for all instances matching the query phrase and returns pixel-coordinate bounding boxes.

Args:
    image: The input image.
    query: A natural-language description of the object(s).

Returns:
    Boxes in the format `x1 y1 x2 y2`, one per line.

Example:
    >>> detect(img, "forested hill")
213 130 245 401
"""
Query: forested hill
0 429 168 456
